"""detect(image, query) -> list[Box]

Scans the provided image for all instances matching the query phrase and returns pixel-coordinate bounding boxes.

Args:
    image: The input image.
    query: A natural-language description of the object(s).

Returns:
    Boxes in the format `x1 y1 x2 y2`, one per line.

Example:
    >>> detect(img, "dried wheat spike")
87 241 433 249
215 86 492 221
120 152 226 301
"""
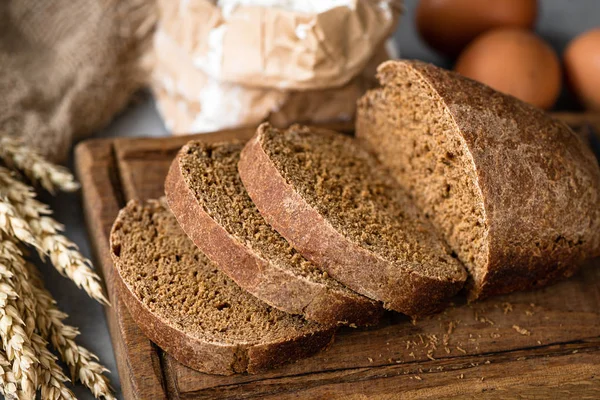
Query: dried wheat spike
0 335 18 399
31 334 76 400
27 264 116 400
0 237 38 398
30 217 109 304
0 198 38 247
0 168 109 304
0 137 80 194
4 239 76 400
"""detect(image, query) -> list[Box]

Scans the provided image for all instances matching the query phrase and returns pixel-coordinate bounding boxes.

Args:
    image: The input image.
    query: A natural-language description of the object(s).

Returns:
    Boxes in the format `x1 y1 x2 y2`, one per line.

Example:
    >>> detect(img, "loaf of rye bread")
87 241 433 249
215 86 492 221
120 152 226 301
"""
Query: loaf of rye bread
356 60 600 299
109 199 335 375
239 123 467 317
165 141 382 325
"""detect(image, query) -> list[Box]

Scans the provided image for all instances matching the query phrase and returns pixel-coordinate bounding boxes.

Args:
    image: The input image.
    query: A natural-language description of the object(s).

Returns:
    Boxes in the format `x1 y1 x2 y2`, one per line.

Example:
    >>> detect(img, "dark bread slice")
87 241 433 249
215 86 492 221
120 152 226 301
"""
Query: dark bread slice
109 198 335 375
356 60 600 299
165 141 382 326
239 123 467 317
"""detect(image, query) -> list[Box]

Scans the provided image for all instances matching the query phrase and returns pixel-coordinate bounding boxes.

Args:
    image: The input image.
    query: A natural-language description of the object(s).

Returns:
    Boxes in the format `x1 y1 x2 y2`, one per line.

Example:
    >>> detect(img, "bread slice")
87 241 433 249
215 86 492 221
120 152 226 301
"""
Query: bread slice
165 141 382 326
356 60 600 299
239 124 467 317
109 199 335 375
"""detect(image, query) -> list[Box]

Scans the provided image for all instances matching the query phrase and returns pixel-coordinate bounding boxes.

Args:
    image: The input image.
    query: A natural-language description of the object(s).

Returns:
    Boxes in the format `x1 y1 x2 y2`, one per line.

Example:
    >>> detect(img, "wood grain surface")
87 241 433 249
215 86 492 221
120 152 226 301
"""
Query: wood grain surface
75 115 600 399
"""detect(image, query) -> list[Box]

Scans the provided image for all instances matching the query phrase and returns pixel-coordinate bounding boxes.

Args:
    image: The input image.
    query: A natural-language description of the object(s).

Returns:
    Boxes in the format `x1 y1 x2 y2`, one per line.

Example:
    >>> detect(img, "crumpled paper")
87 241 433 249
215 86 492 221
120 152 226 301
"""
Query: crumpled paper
159 0 402 90
152 28 390 134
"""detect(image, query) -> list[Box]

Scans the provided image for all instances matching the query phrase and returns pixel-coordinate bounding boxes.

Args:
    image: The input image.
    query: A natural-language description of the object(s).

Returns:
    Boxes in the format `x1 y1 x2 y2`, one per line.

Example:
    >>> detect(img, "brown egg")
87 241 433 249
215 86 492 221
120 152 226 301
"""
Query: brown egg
564 28 600 112
416 0 538 57
455 28 561 110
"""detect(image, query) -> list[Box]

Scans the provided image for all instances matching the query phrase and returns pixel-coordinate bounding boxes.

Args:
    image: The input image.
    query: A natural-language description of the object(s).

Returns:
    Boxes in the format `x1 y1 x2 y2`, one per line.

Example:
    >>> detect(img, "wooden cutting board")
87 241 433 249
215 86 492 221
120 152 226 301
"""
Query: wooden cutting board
75 114 600 399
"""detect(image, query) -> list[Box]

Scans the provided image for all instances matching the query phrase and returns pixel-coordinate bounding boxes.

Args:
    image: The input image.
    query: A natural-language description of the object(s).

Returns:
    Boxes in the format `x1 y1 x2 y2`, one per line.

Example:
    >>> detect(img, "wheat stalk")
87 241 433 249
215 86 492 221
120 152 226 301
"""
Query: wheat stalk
30 217 109 304
0 137 80 194
0 223 114 399
0 197 38 248
0 142 115 398
0 348 18 400
2 238 76 400
31 334 76 400
6 248 75 400
0 263 18 400
27 264 115 400
0 237 38 399
0 168 109 304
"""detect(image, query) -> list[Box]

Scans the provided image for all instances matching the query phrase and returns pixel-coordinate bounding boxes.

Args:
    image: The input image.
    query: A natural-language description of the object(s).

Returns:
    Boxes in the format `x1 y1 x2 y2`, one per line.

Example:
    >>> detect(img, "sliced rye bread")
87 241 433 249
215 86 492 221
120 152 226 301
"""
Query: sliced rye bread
109 198 335 375
356 60 600 300
239 123 467 317
165 141 382 326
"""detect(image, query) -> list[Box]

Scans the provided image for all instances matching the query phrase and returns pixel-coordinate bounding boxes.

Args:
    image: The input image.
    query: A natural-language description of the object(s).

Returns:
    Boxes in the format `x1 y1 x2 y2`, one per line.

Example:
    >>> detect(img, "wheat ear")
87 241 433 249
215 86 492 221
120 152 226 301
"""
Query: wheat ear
0 348 18 400
0 237 38 398
0 137 80 194
30 334 76 400
27 265 115 400
5 242 76 400
0 260 18 400
0 168 109 304
0 197 38 248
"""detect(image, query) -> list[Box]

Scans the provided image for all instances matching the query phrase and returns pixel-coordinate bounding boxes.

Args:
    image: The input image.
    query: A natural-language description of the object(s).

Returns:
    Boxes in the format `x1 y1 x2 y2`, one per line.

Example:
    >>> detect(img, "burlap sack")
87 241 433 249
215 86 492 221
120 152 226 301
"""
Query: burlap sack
0 0 156 162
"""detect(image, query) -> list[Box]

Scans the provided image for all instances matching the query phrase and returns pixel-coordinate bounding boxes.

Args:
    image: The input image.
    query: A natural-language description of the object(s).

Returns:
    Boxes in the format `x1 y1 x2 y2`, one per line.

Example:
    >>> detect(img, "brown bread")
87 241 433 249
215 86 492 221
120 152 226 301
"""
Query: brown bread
165 141 382 326
357 60 600 299
109 199 335 375
239 123 466 317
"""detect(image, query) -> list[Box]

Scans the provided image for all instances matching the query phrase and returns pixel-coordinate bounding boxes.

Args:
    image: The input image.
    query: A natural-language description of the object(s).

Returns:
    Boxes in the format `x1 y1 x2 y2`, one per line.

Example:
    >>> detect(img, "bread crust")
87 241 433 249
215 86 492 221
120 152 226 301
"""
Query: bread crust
359 60 600 299
238 125 465 317
110 200 336 375
165 150 382 326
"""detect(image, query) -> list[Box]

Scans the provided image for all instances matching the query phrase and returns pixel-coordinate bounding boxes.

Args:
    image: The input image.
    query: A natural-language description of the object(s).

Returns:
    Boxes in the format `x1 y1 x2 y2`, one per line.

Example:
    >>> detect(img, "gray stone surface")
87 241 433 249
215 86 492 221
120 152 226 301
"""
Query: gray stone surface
34 1 597 398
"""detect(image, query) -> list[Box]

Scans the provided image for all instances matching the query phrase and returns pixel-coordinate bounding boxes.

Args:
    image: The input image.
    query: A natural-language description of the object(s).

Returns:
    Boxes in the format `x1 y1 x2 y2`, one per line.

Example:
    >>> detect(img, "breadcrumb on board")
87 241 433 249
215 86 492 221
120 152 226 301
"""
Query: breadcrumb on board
512 325 531 336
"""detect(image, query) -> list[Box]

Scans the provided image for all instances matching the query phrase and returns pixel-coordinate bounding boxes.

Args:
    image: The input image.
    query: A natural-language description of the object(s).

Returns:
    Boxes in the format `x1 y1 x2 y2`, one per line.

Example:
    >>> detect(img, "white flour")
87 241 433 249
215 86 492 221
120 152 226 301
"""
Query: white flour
192 25 226 78
217 0 355 17
295 23 312 40
189 79 244 132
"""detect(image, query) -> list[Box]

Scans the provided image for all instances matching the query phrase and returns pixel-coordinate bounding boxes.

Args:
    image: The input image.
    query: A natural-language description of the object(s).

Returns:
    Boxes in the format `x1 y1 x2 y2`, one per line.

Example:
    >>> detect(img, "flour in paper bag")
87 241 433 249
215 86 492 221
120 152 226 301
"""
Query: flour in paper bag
163 0 401 90
151 28 392 134
218 0 356 17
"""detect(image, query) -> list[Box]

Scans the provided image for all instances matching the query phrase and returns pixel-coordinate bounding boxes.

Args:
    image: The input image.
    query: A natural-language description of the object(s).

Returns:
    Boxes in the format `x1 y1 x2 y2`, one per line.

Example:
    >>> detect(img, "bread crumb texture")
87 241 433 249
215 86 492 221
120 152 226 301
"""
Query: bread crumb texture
259 124 465 282
110 198 326 344
357 59 600 298
179 141 353 289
